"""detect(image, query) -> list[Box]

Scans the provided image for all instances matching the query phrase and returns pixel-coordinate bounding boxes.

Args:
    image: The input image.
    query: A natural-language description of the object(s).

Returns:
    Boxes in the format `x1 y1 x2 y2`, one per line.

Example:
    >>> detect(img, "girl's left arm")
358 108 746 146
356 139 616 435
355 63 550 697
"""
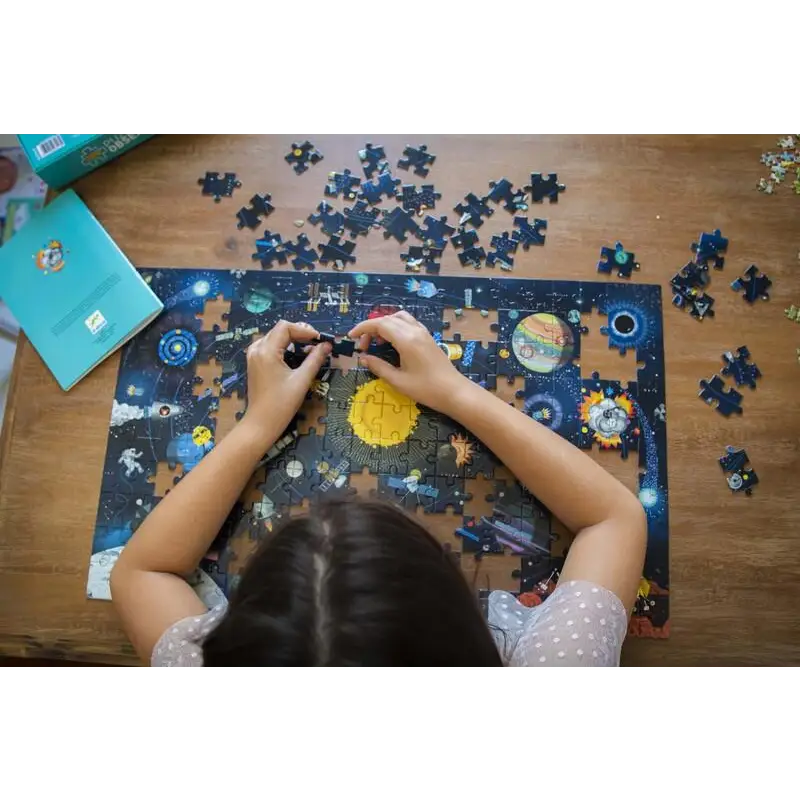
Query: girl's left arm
110 321 331 662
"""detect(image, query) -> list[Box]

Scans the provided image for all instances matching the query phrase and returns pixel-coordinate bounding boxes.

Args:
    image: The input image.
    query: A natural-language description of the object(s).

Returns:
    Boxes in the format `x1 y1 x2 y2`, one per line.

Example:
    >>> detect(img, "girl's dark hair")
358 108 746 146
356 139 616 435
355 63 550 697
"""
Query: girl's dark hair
202 497 502 666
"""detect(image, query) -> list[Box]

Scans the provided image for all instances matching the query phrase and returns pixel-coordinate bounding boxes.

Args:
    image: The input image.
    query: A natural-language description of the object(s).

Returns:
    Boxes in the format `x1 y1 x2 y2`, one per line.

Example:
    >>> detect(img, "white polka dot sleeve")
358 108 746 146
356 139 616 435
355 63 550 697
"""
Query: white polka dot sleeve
151 604 226 667
487 581 628 667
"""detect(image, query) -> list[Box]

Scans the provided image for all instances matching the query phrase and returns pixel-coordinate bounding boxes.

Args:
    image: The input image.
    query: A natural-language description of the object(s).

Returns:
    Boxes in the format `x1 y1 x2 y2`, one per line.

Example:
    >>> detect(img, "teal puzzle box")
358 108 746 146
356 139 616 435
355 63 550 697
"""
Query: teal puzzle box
17 135 153 189
0 189 163 390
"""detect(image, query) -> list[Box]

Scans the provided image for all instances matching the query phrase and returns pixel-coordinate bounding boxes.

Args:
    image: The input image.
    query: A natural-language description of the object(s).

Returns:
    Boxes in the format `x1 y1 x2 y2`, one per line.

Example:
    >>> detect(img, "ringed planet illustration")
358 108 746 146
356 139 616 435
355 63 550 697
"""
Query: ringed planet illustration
511 312 574 374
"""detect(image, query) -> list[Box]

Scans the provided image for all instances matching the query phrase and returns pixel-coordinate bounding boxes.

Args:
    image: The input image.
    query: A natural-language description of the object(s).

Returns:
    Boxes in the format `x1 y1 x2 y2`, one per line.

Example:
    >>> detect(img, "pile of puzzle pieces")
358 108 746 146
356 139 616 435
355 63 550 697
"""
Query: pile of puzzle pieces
757 135 800 195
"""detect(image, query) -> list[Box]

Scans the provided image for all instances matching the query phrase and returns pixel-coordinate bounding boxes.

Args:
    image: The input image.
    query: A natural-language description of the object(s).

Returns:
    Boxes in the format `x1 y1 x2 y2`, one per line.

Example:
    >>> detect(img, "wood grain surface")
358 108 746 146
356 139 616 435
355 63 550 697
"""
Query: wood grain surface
1 135 798 666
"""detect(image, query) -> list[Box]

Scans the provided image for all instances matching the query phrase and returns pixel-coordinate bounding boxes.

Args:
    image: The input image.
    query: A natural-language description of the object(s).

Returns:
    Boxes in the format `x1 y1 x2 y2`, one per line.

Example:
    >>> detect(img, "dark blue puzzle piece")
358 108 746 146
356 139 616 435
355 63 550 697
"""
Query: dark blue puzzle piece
719 446 758 494
454 193 493 228
512 217 547 249
359 169 401 205
397 144 436 177
699 374 743 416
597 241 639 278
282 233 318 270
419 215 455 249
451 228 485 268
285 140 323 175
721 346 761 389
198 171 241 202
691 228 728 270
730 265 772 303
318 235 356 269
343 200 381 238
358 142 387 178
308 201 345 236
486 231 520 270
486 178 528 213
235 193 273 230
397 184 441 215
381 207 421 243
400 245 443 274
525 173 565 203
324 169 361 200
251 230 287 268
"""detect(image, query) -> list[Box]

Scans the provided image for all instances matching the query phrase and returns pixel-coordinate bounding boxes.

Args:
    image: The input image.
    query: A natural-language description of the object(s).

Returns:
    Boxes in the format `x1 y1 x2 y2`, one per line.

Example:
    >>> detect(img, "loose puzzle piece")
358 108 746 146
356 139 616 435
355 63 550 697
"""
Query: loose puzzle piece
198 172 241 202
308 201 345 236
358 142 388 178
525 173 565 203
597 241 639 278
691 228 728 270
235 193 274 230
397 144 436 177
324 169 361 200
343 200 381 238
380 206 422 243
318 235 356 270
670 262 714 319
730 264 772 303
486 231 520 271
285 140 323 175
785 305 800 322
251 230 287 269
451 229 486 269
698 375 743 416
282 233 318 271
359 169 402 205
454 193 493 228
721 346 761 389
486 178 528 213
719 446 758 494
397 184 441 216
512 216 547 249
419 215 455 249
400 245 443 274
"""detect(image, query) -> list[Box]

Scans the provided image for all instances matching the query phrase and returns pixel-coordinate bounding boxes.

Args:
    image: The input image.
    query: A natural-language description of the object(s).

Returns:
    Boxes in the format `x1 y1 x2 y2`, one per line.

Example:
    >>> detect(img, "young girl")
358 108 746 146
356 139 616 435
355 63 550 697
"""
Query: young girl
111 311 646 666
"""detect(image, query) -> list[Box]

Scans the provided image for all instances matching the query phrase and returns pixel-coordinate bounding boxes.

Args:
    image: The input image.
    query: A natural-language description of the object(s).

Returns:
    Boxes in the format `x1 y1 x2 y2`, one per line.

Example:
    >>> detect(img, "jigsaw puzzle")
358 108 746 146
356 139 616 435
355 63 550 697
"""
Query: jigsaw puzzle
87 270 670 637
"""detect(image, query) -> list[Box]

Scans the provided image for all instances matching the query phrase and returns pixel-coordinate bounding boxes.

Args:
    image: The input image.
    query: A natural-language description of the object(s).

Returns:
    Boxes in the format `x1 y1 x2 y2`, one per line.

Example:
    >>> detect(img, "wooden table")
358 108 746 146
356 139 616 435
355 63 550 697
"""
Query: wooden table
1 135 798 666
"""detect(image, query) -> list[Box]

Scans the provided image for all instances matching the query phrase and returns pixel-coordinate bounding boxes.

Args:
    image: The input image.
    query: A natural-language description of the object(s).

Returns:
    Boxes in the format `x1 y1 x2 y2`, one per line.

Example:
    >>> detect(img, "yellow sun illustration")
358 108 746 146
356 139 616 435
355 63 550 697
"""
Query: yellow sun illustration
348 378 420 447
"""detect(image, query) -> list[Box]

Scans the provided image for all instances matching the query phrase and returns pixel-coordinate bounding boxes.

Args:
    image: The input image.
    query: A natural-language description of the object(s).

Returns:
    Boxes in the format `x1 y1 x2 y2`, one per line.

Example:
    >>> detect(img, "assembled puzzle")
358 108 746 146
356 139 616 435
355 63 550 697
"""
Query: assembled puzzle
88 269 671 637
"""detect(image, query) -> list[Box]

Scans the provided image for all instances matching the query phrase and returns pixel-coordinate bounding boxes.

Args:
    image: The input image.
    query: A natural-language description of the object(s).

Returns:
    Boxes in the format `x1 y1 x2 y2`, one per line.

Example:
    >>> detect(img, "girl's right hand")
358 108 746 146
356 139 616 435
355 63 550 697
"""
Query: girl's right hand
348 311 471 412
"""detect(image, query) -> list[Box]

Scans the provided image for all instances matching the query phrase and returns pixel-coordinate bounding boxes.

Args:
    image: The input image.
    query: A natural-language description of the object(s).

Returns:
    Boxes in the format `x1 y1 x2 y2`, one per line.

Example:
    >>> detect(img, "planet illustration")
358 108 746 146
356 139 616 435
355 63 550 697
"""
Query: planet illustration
243 286 274 314
511 313 574 374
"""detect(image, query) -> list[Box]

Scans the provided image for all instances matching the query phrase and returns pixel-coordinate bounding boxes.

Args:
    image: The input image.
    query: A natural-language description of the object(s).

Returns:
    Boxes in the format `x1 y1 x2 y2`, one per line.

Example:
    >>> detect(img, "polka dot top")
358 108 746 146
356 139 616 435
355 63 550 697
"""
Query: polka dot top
151 579 627 667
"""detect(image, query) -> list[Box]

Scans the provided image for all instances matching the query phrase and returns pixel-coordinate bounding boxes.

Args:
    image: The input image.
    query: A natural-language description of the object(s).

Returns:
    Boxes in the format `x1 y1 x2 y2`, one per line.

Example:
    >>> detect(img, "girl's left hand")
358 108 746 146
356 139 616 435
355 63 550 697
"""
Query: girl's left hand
244 321 331 441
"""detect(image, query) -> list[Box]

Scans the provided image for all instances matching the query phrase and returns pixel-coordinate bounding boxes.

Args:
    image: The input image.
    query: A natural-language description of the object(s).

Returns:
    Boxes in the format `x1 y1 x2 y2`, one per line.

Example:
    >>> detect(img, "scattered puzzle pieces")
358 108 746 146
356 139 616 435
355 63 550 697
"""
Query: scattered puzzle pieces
730 265 772 303
397 184 441 216
198 172 241 202
486 178 528 213
397 144 436 177
380 206 421 243
785 305 800 322
486 231 520 271
597 241 640 278
454 193 493 228
721 346 761 389
691 229 728 270
285 140 323 175
419 215 455 249
324 169 361 200
282 233 318 271
343 201 381 238
400 245 443 274
358 168 402 205
358 142 388 178
318 235 356 270
719 446 758 495
512 217 547 249
525 173 565 203
698 374 743 417
308 201 345 236
235 193 274 230
251 230 287 269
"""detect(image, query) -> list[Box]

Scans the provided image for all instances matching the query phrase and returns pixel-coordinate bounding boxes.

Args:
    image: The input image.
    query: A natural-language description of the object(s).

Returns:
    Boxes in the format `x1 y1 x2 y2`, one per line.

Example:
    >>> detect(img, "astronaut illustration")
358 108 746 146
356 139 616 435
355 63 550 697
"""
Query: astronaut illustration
118 448 144 478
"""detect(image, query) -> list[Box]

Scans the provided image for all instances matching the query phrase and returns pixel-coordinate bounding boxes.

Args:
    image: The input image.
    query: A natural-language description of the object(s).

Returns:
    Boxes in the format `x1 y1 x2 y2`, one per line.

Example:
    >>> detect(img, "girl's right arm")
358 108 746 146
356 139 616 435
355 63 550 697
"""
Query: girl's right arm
349 312 646 613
